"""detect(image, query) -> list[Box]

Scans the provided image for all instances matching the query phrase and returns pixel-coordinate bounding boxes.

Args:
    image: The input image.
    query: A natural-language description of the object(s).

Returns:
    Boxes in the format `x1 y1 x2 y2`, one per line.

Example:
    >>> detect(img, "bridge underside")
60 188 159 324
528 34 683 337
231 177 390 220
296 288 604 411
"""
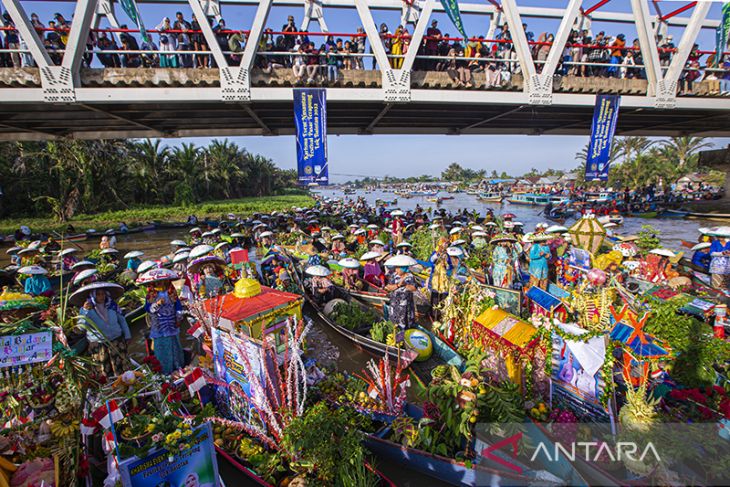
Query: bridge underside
2 95 729 140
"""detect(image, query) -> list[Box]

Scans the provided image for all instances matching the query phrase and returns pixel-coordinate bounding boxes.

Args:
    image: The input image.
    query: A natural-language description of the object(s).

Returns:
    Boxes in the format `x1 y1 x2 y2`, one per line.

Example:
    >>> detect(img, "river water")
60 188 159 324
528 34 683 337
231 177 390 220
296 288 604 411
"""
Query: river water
1 190 713 486
315 188 717 251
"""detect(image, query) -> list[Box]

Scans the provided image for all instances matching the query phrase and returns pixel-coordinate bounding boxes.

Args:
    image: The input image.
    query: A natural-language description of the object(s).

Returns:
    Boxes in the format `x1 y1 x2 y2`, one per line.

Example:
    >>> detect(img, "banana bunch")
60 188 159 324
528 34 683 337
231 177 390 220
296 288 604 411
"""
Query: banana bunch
50 419 79 438
55 383 81 415
0 456 17 487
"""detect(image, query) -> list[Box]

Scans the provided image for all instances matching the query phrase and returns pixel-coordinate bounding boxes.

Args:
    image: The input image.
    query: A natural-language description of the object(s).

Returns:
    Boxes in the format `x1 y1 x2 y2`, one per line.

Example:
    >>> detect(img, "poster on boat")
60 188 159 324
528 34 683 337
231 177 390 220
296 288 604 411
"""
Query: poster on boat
483 285 521 316
584 94 620 182
551 323 610 421
119 423 220 487
211 327 262 424
0 331 53 368
294 88 328 186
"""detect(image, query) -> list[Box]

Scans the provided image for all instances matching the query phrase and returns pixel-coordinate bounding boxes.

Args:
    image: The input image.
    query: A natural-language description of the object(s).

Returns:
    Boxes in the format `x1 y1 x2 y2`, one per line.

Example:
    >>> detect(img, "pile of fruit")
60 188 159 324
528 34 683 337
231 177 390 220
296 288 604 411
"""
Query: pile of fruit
526 401 550 422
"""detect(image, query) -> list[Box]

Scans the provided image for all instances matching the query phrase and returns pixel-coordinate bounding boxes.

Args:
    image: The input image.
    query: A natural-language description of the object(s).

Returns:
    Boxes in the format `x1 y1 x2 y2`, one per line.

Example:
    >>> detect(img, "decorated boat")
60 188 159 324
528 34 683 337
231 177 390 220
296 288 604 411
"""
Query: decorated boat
508 193 569 206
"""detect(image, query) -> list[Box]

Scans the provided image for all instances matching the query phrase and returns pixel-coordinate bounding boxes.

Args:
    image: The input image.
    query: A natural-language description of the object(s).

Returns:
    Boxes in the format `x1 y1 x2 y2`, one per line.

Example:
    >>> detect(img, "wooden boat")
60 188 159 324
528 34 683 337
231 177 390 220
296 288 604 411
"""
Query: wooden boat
349 282 431 320
628 211 658 219
124 304 146 324
153 221 191 229
687 211 730 220
474 420 588 486
659 209 689 219
216 445 397 487
365 405 572 487
477 192 503 203
302 288 418 364
527 419 648 486
508 194 569 206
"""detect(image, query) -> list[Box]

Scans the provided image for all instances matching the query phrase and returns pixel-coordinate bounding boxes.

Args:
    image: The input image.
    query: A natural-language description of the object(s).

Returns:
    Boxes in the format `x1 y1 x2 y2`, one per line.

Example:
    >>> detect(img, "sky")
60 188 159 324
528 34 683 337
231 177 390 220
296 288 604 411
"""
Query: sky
12 0 730 181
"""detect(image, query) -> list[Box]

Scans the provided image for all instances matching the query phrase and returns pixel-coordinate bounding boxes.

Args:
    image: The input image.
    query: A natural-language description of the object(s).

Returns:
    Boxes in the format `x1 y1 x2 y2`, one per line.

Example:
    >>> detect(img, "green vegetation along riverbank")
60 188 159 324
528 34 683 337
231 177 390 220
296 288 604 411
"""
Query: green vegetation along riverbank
0 195 314 235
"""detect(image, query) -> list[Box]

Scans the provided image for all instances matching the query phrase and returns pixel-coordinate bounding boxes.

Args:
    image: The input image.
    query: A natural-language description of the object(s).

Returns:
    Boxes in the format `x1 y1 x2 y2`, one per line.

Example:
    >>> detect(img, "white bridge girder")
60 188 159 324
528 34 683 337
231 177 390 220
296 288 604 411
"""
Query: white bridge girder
0 0 721 109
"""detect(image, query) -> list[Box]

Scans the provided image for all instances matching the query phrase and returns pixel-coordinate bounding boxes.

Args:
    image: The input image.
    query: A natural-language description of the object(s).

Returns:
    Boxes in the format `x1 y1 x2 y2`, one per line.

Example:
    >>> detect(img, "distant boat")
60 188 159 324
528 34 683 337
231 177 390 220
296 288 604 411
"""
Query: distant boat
477 192 503 203
687 211 730 220
508 193 569 206
659 209 689 219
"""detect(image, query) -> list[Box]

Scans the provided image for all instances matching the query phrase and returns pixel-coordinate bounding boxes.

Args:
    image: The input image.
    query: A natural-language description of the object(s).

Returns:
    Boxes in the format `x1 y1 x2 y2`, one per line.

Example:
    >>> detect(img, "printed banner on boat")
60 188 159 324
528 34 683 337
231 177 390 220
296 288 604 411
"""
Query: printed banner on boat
551 323 610 421
294 88 328 185
440 0 468 39
584 94 620 181
0 331 53 368
119 423 220 487
211 328 262 423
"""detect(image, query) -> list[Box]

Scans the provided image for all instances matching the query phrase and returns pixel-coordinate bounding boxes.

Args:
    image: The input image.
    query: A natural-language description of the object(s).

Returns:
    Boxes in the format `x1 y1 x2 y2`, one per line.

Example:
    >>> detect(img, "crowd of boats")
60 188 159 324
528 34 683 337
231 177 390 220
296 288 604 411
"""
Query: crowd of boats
3 192 730 486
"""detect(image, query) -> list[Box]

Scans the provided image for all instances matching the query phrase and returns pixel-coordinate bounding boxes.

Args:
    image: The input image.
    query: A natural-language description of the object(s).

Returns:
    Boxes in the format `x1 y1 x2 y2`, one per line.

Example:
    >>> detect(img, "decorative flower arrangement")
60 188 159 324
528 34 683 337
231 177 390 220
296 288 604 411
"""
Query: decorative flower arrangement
668 385 730 421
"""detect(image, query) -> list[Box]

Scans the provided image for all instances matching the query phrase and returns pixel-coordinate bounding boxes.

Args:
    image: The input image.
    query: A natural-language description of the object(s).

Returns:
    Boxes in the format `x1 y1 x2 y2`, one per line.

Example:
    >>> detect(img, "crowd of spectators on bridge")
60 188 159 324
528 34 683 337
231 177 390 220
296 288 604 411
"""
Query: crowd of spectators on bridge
1 9 729 93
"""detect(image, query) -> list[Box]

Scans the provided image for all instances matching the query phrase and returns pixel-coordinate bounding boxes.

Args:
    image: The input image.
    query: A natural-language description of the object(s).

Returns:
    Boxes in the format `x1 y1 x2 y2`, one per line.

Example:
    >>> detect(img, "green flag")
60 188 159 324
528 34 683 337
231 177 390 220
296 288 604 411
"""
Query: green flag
715 2 730 66
119 0 150 43
440 0 468 40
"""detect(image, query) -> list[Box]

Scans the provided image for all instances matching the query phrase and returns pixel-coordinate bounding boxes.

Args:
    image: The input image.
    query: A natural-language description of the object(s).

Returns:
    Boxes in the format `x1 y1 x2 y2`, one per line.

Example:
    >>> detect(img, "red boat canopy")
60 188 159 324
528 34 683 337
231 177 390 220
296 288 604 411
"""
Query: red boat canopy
205 287 302 324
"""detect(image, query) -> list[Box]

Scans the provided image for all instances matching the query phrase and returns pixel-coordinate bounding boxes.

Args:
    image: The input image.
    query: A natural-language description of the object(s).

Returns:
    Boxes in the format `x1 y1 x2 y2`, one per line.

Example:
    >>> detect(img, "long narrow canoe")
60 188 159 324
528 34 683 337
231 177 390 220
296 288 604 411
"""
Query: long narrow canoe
303 290 418 364
687 211 730 220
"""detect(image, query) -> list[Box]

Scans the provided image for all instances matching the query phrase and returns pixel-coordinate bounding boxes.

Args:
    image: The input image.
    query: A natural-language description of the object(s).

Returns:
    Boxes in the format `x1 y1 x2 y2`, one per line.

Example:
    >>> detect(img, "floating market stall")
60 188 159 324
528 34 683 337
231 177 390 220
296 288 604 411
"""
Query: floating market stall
207 279 303 423
471 307 540 387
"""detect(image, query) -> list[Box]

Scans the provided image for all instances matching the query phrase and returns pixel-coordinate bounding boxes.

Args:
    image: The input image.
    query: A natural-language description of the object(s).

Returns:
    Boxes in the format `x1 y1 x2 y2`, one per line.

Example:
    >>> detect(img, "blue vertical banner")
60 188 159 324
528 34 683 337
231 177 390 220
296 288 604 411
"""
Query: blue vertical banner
585 94 620 181
294 88 328 185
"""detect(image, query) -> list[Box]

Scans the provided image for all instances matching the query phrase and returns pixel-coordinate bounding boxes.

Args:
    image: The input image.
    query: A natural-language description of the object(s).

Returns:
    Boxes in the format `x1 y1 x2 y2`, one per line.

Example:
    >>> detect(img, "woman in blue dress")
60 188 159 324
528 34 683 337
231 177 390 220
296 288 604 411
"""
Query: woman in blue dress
490 234 519 288
77 283 131 377
528 235 552 290
143 273 184 375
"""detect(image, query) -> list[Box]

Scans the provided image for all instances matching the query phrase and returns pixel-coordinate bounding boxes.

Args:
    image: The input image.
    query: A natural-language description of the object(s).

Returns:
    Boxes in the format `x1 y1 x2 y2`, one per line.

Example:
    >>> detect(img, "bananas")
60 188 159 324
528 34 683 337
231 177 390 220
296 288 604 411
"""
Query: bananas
0 456 16 487
50 419 79 438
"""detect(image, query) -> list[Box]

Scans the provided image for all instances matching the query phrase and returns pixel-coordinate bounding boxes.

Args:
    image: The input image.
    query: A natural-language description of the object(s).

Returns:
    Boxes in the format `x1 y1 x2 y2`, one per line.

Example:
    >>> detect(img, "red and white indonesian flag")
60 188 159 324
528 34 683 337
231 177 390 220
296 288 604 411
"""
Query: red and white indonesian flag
184 367 207 394
102 431 116 453
187 322 204 339
92 400 123 430
80 418 97 436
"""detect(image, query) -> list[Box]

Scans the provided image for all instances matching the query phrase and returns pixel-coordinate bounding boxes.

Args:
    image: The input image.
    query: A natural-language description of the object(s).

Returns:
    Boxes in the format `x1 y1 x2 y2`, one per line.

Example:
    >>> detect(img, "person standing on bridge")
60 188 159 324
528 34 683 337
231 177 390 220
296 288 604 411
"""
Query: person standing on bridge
191 14 209 69
282 16 298 51
157 17 179 68
425 20 441 71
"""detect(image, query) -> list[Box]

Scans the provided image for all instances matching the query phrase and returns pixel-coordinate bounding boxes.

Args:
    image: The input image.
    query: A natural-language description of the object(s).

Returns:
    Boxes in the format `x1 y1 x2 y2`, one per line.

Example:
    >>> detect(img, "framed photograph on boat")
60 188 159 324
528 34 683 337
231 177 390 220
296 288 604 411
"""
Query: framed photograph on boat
483 285 521 316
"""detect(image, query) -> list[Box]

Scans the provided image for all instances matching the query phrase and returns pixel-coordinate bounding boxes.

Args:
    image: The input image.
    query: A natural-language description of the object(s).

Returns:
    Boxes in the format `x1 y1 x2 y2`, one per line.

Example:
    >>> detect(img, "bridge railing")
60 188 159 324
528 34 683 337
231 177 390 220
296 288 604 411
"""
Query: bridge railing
0 0 728 107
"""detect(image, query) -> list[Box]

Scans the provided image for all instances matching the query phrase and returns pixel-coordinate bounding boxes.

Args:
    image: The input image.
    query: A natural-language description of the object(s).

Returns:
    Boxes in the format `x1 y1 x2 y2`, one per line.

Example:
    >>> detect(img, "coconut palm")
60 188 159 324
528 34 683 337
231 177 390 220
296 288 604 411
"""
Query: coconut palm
658 136 713 169
131 139 169 204
615 136 654 165
168 143 201 204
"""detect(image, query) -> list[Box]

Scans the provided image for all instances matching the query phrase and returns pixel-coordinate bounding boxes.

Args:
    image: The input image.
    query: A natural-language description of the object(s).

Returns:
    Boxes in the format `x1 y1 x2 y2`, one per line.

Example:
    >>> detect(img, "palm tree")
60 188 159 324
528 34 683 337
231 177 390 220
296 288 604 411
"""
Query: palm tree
169 143 201 204
205 139 248 198
659 136 713 169
615 136 654 165
131 139 169 204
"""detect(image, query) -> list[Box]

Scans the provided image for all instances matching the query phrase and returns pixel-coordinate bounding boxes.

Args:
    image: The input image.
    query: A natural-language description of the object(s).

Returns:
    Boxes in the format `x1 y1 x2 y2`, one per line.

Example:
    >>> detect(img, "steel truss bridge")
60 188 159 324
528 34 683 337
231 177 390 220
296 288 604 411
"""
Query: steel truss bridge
0 0 729 140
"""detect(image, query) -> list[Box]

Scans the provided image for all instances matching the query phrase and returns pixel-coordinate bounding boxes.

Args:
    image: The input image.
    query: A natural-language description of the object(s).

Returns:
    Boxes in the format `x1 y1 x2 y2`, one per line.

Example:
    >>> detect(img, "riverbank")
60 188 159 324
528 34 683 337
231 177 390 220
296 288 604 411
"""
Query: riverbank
0 194 314 235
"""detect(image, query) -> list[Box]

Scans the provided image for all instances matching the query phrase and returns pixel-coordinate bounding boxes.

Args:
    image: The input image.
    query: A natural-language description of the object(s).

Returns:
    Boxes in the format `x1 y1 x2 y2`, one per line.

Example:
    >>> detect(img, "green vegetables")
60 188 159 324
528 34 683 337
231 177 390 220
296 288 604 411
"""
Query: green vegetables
409 227 439 261
636 225 661 254
331 302 378 331
369 320 396 344
645 297 730 387
280 402 377 485
419 350 524 456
